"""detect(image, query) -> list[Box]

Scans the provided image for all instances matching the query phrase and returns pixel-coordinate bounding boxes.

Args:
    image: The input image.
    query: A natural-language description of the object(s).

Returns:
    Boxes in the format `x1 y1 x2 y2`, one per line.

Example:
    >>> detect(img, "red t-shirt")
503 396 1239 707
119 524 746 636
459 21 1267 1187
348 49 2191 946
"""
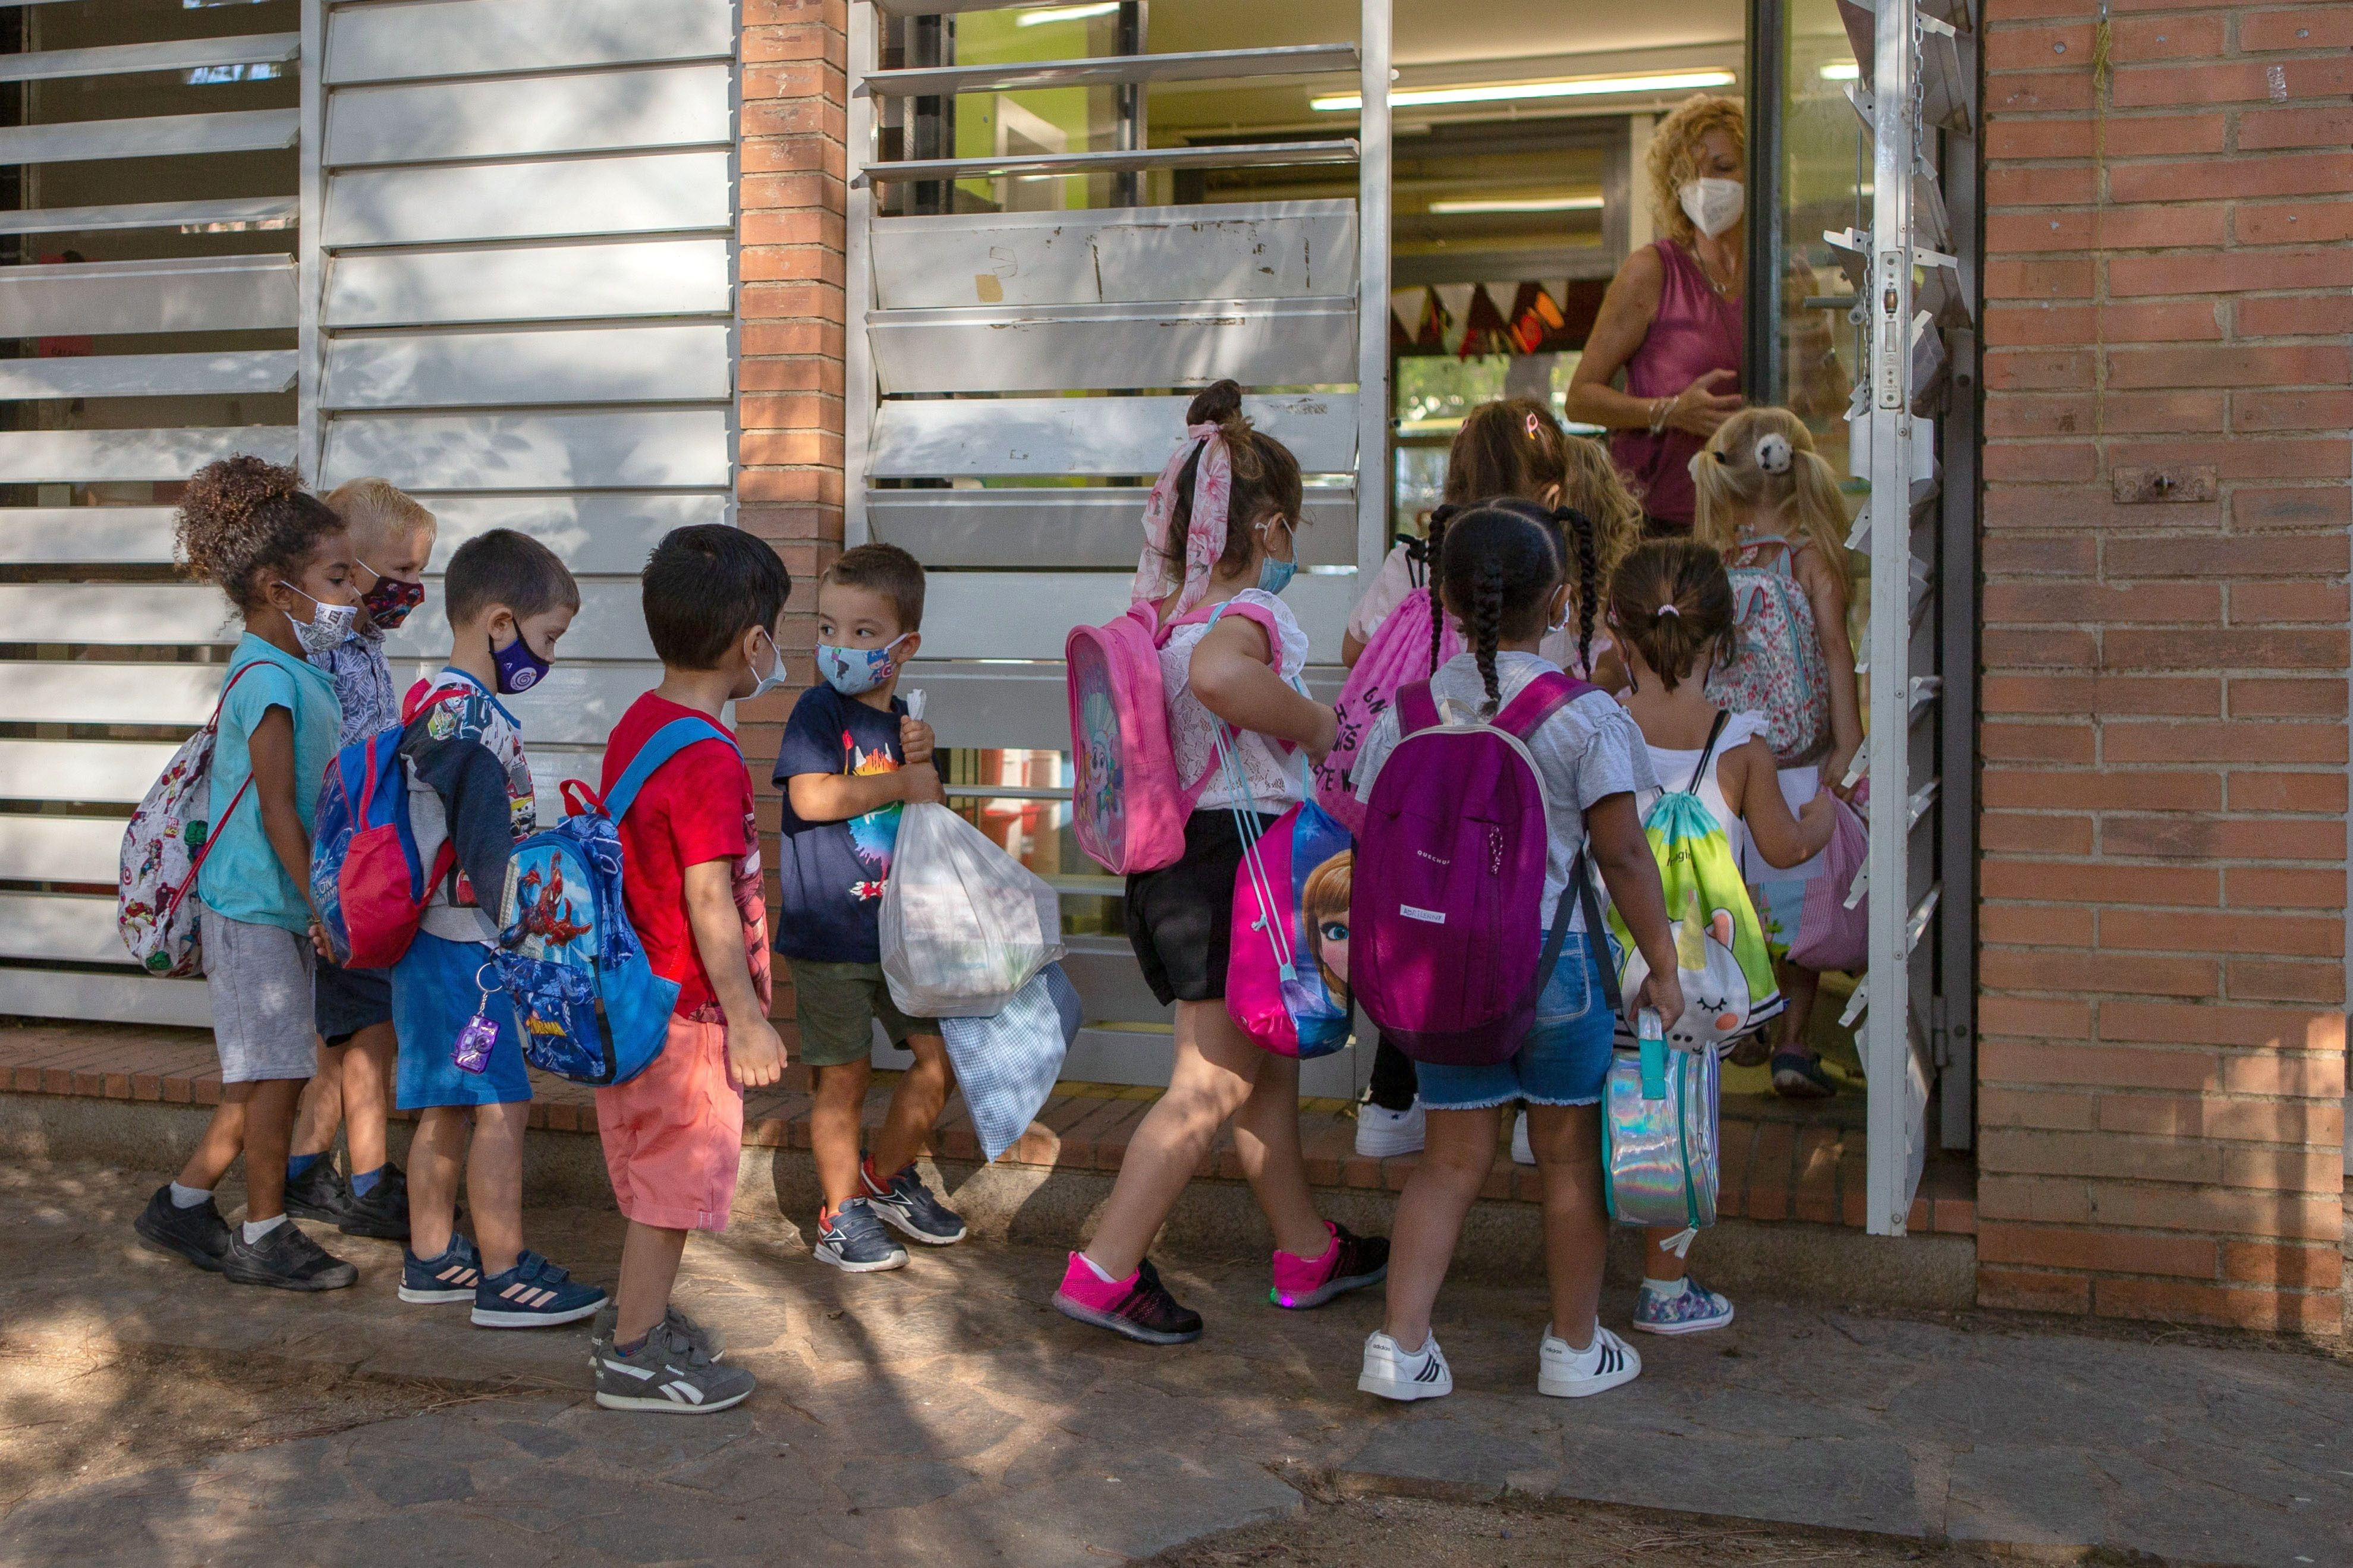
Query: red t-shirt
599 692 771 1020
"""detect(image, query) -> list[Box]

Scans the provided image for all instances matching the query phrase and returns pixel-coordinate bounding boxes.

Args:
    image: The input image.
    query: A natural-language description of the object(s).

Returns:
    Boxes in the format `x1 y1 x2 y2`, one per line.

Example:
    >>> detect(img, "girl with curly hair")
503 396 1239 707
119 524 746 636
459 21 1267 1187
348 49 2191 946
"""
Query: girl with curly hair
133 455 364 1293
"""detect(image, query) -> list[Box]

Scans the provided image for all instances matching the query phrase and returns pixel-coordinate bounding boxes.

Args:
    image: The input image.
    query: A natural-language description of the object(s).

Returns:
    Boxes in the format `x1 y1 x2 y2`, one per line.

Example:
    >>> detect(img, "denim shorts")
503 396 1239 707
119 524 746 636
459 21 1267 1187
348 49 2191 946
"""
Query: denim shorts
1415 930 1616 1111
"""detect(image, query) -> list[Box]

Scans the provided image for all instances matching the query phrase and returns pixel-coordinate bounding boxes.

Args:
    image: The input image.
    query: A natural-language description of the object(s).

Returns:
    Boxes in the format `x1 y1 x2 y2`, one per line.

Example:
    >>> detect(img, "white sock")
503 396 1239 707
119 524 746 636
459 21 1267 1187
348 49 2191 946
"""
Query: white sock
241 1214 289 1243
168 1182 212 1209
1077 1251 1121 1284
1641 1276 1683 1296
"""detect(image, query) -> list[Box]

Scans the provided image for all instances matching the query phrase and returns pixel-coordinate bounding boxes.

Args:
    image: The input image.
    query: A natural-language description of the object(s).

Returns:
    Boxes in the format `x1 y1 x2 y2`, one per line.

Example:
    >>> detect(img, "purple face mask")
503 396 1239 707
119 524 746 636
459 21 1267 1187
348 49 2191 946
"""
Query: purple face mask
489 625 550 695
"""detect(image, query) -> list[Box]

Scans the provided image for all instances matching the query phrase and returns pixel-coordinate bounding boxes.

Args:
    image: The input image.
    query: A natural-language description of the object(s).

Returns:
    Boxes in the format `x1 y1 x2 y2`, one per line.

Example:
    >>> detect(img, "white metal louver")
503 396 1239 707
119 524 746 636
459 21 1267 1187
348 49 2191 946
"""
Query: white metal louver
842 2 1389 1090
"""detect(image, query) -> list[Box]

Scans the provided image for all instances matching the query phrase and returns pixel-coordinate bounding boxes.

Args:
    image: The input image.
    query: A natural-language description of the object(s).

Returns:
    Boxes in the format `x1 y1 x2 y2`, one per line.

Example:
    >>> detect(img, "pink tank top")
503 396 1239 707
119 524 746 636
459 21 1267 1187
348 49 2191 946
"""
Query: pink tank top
1610 238 1744 529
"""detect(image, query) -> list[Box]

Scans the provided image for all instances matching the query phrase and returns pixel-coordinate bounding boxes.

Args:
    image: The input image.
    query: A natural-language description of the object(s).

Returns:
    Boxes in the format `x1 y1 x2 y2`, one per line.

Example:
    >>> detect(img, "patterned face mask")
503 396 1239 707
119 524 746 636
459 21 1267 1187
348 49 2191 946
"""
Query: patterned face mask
815 632 911 697
278 582 360 654
357 561 425 629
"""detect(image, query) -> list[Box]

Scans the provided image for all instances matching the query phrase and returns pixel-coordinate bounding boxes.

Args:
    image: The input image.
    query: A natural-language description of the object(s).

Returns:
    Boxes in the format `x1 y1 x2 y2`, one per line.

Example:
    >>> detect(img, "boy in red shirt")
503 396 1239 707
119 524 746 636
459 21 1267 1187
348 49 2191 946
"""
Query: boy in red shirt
589 525 790 1413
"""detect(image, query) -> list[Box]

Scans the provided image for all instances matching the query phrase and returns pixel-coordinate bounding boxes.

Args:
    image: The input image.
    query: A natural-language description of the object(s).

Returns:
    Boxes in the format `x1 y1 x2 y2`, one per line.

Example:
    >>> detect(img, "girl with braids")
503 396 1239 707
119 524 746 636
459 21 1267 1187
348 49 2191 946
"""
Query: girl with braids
1692 407 1862 1099
1349 503 1684 1405
1337 401 1641 1161
1054 381 1389 1346
133 456 364 1293
1609 539 1836 1336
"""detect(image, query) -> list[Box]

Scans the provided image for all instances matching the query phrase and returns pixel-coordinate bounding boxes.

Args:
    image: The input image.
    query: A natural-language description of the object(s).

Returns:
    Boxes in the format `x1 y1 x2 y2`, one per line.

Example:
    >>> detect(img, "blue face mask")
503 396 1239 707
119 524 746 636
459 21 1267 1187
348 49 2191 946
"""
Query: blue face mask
1254 517 1297 597
489 625 550 695
815 632 911 697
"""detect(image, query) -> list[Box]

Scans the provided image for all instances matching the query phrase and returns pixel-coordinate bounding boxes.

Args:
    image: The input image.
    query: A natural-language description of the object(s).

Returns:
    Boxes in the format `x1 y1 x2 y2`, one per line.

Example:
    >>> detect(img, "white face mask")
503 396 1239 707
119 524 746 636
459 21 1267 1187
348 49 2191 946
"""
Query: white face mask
278 582 359 655
1678 176 1745 238
746 626 790 701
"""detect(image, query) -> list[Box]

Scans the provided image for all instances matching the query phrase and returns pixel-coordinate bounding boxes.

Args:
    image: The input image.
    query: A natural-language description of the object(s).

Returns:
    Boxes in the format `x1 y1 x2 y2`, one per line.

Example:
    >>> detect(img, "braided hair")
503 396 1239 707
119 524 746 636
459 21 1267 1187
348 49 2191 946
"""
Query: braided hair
1558 503 1600 678
1435 502 1561 715
1422 502 1460 679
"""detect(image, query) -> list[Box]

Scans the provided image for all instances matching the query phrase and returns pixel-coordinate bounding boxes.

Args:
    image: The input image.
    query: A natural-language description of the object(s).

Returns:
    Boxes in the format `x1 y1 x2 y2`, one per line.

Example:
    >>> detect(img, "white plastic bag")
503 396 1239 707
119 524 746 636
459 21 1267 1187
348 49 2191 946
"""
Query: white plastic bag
880 801 1065 1018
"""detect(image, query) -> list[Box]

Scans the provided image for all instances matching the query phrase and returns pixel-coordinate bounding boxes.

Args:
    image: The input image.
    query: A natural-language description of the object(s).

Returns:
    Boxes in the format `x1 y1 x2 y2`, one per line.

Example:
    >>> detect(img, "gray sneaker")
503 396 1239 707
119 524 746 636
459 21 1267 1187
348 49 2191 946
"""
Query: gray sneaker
591 1302 726 1364
593 1316 755 1415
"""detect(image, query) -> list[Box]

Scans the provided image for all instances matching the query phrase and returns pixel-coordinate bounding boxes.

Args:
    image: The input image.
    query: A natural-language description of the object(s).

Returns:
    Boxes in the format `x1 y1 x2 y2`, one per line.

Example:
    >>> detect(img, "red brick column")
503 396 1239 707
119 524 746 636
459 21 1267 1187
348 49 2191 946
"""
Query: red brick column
1975 1 2349 1331
737 0 849 1033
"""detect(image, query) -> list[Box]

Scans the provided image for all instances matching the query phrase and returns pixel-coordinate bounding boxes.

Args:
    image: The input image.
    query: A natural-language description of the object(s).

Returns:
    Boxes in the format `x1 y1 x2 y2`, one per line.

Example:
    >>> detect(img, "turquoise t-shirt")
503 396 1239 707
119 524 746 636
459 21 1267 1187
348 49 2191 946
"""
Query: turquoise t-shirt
197 632 342 933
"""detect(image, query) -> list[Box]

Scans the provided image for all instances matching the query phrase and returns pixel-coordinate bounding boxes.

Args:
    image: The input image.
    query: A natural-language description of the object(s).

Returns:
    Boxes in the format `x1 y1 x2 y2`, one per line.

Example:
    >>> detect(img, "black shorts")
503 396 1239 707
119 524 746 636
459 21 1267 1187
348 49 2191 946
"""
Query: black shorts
314 959 393 1046
1123 810 1281 1007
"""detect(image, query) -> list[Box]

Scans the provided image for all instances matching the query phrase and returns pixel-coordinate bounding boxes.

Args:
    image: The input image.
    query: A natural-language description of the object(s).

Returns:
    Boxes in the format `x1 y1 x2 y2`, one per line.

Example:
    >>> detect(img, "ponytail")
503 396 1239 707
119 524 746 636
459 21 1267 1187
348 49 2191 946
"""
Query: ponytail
1556 505 1600 678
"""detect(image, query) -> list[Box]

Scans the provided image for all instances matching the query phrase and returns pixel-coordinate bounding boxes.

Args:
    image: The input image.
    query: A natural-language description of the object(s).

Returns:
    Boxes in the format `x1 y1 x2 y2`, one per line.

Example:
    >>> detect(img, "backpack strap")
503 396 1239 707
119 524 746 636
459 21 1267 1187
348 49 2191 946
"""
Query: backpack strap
1527 845 1625 1025
603 717 740 821
1685 709 1732 794
1493 669 1597 741
1395 679 1440 736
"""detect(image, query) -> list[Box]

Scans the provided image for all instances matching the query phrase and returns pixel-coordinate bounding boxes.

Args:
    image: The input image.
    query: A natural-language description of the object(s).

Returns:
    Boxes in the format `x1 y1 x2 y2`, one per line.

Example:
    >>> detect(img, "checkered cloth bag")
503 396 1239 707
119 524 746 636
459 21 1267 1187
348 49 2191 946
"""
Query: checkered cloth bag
939 961 1079 1163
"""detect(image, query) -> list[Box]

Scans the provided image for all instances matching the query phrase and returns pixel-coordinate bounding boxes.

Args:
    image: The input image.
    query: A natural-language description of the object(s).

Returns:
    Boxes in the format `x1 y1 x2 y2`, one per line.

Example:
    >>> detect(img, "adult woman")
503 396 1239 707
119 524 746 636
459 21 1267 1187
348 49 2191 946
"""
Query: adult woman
1565 95 1748 534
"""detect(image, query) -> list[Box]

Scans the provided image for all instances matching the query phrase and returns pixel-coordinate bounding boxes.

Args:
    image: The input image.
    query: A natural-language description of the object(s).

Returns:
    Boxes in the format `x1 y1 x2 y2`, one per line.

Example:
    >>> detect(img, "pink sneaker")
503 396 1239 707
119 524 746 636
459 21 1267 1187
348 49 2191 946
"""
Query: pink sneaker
1051 1252 1203 1345
1269 1222 1389 1310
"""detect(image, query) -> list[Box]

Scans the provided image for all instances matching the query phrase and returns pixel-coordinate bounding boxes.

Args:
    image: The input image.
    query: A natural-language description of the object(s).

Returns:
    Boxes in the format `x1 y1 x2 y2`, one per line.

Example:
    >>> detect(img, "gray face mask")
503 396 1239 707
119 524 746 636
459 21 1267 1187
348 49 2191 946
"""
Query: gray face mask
746 627 790 701
278 582 359 655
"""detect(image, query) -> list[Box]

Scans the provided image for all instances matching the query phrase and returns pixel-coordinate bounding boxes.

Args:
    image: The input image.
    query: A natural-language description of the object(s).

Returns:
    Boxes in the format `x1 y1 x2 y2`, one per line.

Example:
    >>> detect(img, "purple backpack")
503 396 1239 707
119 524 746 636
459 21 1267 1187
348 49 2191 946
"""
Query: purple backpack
1351 670 1608 1067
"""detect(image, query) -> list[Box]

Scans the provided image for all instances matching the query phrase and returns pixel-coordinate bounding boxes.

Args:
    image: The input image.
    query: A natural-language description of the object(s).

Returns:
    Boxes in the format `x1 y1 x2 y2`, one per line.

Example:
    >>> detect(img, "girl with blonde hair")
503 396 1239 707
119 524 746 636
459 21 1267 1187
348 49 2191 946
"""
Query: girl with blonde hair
1693 406 1861 1098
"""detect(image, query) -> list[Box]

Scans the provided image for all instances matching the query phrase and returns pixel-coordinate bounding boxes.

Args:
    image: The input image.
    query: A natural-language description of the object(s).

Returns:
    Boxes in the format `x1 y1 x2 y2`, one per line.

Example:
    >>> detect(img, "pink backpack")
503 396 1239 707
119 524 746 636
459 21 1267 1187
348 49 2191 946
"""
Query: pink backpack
1065 598 1281 876
1312 583 1461 834
1225 794 1354 1060
1706 536 1833 767
1788 781 1868 972
1351 671 1606 1066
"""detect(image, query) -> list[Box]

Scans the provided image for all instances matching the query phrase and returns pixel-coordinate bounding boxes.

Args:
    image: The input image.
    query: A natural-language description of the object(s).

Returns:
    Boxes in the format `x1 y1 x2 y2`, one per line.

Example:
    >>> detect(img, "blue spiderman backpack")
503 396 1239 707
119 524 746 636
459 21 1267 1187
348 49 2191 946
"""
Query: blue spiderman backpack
490 717 737 1087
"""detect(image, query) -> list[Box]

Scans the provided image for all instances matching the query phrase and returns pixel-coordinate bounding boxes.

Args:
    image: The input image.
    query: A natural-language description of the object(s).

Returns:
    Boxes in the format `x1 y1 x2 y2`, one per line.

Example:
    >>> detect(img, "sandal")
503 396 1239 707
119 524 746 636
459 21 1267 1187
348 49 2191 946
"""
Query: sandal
1728 1035 1773 1069
1771 1049 1837 1099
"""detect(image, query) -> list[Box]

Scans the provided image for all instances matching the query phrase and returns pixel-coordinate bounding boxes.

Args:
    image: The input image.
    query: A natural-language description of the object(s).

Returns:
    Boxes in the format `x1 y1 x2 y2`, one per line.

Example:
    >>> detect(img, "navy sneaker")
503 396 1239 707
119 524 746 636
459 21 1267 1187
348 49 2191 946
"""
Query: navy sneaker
473 1250 607 1328
134 1184 231 1273
812 1197 909 1273
222 1219 358 1292
399 1234 483 1305
861 1158 967 1246
337 1164 410 1241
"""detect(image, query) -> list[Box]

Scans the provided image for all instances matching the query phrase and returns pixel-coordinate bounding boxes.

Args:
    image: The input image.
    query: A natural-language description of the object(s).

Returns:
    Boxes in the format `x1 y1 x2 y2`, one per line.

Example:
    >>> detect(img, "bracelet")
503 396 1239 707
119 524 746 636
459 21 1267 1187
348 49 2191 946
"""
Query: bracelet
1647 397 1671 436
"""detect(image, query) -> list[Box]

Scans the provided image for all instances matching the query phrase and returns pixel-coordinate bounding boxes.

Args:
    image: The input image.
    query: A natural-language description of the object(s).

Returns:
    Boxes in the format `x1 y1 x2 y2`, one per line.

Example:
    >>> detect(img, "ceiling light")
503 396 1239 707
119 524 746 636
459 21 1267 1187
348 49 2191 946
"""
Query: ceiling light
1819 61 1862 81
1427 195 1605 214
1313 69 1735 112
1015 2 1119 26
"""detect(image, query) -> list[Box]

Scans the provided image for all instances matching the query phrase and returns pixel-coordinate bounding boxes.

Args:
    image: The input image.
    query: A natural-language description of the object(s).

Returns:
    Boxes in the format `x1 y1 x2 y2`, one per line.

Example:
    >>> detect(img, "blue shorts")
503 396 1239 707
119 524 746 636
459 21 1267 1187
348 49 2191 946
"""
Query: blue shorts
392 929 530 1109
1415 931 1616 1111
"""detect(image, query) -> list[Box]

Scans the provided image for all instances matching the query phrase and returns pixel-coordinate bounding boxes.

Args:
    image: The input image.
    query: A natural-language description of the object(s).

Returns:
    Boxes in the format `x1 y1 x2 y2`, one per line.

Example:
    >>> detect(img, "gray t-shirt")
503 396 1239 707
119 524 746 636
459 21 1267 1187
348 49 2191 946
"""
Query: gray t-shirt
1352 650 1657 928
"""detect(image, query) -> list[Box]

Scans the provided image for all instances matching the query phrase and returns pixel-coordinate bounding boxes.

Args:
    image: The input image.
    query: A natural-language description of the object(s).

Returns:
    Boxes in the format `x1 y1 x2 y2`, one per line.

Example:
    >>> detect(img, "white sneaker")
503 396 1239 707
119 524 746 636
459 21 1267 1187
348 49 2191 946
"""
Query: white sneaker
1537 1323 1641 1398
1358 1330 1452 1402
1510 1109 1534 1166
1355 1099 1427 1158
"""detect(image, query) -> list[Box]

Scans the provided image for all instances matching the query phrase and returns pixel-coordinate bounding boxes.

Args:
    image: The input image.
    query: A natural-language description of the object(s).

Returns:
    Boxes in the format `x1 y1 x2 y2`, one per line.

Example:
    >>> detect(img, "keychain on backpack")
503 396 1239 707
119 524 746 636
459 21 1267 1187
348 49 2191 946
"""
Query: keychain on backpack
449 961 501 1075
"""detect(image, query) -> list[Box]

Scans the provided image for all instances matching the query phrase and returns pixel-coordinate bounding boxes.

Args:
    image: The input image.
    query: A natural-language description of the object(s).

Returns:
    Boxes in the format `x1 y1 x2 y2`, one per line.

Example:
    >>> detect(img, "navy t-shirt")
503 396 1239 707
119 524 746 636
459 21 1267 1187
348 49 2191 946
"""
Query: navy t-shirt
772 684 910 963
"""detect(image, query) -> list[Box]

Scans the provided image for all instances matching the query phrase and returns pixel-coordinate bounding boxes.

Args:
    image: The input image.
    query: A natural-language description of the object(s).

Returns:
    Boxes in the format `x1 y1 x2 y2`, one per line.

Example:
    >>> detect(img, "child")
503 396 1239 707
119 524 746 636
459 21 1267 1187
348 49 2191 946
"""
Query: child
1351 501 1684 1403
131 456 360 1290
1610 537 1836 1333
773 541 964 1272
1341 401 1644 1159
392 528 605 1328
285 477 437 1240
589 524 785 1413
1053 379 1386 1345
1692 408 1863 1099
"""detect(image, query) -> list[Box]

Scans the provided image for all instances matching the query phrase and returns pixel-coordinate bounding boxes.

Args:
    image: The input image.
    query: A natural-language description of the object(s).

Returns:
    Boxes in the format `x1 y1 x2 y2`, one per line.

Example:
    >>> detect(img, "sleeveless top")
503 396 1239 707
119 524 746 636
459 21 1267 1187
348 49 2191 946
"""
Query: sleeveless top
1609 238 1744 529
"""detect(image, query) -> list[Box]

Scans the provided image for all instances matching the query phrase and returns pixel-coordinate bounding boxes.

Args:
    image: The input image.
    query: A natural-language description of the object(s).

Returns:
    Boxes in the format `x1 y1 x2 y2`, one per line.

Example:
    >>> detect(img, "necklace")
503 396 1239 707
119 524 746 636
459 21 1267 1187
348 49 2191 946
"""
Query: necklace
1694 241 1739 300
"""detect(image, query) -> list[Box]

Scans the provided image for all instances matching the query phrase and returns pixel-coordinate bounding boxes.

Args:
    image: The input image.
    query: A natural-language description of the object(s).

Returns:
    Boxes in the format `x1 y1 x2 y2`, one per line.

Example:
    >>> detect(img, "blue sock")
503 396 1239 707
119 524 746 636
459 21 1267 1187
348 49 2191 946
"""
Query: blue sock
287 1152 324 1182
350 1166 382 1198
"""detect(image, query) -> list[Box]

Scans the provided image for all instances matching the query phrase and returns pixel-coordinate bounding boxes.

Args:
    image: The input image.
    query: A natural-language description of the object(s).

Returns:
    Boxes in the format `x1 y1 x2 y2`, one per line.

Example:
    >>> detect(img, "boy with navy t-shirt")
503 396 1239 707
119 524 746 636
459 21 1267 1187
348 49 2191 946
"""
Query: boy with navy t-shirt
773 543 967 1273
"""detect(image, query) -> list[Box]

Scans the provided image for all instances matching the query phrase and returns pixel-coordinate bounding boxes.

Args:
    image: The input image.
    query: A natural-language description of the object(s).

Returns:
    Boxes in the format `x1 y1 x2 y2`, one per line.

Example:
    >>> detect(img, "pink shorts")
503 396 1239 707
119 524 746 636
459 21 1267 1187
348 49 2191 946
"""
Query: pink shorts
594 1014 743 1232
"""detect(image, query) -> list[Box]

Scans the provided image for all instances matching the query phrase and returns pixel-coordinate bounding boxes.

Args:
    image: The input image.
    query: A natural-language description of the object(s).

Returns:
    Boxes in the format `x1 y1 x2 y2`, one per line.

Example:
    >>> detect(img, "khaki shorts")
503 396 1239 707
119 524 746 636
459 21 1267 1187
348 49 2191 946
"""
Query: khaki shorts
791 959 936 1068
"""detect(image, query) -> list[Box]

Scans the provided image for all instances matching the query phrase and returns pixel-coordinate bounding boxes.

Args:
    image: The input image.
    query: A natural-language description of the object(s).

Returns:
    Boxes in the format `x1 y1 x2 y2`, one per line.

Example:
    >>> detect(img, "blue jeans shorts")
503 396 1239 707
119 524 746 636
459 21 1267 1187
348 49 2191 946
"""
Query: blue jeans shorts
1415 930 1616 1111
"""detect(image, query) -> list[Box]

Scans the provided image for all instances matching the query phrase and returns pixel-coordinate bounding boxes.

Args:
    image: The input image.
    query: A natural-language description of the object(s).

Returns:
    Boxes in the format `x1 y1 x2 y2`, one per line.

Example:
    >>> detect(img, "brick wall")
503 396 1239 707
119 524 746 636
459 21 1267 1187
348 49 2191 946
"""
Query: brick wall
1975 0 2349 1331
737 0 850 1038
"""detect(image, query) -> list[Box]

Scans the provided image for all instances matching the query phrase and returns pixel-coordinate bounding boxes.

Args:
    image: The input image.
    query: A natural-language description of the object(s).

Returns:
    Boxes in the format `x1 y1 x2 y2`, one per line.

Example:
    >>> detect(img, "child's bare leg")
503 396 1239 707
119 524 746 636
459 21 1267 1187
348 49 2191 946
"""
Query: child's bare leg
614 1221 690 1345
870 1033 952 1179
1527 1103 1609 1347
176 1090 253 1192
289 1059 344 1162
467 1101 530 1275
1081 999 1259 1280
1641 1227 1691 1284
1227 1046 1330 1257
811 1059 873 1213
339 1022 398 1175
238 1079 306 1221
1381 1105 1503 1351
1776 959 1823 1055
407 1104 468 1258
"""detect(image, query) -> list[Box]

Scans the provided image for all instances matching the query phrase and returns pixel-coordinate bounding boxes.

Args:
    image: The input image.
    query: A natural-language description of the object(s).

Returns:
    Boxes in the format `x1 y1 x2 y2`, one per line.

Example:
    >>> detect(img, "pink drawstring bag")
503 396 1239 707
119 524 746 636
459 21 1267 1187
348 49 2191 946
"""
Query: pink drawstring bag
1311 585 1461 834
1789 784 1868 973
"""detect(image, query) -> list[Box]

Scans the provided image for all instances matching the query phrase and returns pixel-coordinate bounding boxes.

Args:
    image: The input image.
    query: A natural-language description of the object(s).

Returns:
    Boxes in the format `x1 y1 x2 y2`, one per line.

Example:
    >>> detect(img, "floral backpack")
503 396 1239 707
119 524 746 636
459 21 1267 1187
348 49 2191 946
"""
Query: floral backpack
1706 535 1833 767
118 663 263 977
